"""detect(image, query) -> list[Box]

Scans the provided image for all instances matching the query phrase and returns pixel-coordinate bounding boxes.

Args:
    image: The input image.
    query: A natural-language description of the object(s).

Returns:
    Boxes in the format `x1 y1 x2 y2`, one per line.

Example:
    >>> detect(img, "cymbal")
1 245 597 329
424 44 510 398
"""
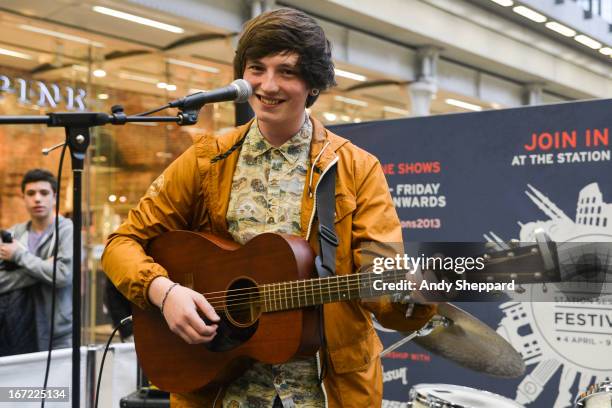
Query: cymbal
412 303 525 378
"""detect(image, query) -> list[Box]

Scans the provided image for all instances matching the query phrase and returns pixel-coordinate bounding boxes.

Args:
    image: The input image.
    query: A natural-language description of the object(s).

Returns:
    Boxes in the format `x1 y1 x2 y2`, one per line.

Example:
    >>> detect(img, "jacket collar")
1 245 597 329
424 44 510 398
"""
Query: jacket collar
194 115 350 238
206 115 349 166
242 117 313 164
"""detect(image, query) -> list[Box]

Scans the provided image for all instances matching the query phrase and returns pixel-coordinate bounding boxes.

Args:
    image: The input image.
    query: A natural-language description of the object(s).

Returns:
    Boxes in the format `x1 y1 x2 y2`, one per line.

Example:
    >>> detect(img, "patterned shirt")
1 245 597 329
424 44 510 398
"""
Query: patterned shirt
227 117 311 244
223 116 324 408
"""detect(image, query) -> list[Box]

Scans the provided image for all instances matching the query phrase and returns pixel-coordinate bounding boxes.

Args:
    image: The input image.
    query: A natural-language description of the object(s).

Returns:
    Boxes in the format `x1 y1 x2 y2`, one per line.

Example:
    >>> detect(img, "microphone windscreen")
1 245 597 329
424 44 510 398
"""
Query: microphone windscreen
232 79 252 103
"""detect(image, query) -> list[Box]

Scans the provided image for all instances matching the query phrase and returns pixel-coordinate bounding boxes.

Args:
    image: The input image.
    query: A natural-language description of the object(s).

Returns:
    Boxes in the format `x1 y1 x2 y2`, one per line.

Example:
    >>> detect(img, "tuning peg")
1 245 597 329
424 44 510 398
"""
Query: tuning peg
542 282 547 293
515 283 526 294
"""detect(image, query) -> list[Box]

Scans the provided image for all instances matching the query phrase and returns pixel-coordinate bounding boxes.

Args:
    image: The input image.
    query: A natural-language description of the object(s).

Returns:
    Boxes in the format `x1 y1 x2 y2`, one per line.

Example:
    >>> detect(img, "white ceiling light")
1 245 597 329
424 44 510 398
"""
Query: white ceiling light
323 112 337 121
334 68 367 82
513 6 547 23
97 93 109 100
599 47 612 56
167 58 219 74
445 98 483 111
334 95 369 107
574 34 602 50
383 106 410 116
157 82 167 89
92 6 184 34
166 84 177 91
0 48 32 60
489 0 513 6
19 24 104 47
119 72 159 84
544 21 576 37
93 69 106 78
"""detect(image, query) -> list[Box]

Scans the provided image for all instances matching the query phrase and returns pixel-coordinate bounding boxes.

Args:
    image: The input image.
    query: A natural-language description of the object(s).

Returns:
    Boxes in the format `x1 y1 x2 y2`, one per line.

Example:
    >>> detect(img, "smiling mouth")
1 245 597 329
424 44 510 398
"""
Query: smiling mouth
257 95 284 106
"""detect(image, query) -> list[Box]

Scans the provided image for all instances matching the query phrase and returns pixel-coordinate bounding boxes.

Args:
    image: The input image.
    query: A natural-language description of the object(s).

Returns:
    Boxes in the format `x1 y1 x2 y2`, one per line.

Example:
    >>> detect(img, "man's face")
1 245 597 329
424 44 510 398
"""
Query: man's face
23 181 56 221
243 52 310 133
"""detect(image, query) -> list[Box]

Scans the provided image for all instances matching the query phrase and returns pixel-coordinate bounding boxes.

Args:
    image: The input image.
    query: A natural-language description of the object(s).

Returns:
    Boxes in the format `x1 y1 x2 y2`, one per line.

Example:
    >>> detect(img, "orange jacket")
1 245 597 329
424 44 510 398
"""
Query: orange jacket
102 117 436 407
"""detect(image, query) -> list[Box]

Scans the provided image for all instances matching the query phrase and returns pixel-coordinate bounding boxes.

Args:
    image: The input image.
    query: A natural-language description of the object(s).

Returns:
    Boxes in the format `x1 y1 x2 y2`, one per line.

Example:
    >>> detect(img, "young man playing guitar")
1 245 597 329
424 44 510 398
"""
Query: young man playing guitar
102 8 436 407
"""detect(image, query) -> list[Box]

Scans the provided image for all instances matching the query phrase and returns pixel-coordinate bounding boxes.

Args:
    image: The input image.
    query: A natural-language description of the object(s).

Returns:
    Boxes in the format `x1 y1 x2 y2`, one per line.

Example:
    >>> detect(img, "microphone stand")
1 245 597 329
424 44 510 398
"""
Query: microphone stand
0 104 201 408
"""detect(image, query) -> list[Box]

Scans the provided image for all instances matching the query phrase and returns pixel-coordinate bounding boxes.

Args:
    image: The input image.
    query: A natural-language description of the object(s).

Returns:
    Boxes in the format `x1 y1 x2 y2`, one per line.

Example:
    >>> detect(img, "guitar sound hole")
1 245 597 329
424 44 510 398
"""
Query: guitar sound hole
226 277 262 327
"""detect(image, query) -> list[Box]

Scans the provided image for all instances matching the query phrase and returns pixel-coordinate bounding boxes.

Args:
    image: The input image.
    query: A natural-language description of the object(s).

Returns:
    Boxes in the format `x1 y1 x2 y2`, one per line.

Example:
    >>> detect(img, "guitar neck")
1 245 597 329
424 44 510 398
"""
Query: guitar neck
261 269 405 312
258 237 596 312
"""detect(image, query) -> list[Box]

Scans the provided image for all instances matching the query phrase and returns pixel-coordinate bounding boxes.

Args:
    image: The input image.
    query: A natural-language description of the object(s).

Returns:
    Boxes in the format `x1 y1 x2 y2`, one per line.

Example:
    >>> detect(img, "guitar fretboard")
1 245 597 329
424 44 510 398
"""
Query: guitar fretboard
261 270 407 312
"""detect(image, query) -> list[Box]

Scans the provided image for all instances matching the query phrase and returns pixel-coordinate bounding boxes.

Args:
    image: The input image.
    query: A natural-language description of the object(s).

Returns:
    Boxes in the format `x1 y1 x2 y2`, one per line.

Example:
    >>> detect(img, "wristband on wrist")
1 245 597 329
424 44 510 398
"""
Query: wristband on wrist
160 283 180 314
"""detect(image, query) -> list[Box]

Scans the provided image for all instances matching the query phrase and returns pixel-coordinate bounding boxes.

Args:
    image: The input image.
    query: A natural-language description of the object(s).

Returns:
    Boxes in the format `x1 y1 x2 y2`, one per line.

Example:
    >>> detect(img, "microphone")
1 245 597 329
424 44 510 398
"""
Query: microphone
169 79 252 109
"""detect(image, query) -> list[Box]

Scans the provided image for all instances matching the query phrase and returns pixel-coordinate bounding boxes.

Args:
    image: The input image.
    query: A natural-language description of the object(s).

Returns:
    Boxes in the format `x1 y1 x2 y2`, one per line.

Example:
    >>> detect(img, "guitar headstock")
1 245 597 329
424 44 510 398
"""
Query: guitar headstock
473 229 560 285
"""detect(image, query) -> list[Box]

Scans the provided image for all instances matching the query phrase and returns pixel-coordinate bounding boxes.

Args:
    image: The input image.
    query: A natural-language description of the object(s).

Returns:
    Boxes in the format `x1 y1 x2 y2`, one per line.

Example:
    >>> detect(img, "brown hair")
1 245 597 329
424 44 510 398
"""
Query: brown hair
233 7 336 107
21 168 58 193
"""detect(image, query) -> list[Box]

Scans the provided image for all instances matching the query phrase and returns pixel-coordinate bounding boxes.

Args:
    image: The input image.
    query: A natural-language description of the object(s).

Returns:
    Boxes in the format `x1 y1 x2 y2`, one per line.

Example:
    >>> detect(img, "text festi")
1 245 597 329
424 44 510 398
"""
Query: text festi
554 309 612 346
369 254 515 293
512 128 610 166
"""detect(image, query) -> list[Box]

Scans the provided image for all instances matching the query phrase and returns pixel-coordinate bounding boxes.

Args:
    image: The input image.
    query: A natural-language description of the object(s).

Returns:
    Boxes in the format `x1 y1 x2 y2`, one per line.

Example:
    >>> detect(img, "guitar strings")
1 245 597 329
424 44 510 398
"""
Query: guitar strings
199 269 406 301
208 283 373 312
178 253 515 303
202 270 405 304
187 253 529 311
205 275 404 312
202 257 542 312
205 278 374 307
193 269 393 299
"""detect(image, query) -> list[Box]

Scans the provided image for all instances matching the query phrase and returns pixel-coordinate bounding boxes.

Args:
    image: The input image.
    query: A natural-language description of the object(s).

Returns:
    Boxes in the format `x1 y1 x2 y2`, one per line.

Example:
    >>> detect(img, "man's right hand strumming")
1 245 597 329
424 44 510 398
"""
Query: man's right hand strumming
148 276 220 344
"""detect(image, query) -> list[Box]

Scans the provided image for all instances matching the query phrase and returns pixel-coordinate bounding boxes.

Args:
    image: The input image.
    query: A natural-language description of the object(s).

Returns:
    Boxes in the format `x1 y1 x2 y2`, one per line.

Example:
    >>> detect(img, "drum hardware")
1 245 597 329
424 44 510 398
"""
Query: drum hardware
380 315 451 357
575 380 612 408
381 303 526 378
408 384 525 408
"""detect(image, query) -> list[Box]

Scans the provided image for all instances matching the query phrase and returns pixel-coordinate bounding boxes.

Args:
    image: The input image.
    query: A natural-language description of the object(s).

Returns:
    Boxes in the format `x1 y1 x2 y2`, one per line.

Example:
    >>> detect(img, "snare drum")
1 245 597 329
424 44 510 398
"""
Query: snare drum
575 380 612 408
409 384 524 408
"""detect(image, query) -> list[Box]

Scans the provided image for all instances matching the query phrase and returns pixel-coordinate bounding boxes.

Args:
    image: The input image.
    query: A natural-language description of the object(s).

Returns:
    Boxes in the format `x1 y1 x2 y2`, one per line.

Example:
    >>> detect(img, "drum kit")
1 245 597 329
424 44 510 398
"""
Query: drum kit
575 381 612 408
381 303 611 408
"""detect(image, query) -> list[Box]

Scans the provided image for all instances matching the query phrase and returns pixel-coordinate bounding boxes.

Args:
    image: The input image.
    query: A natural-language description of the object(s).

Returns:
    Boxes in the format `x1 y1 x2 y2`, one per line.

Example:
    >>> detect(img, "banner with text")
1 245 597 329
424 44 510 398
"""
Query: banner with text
330 99 612 408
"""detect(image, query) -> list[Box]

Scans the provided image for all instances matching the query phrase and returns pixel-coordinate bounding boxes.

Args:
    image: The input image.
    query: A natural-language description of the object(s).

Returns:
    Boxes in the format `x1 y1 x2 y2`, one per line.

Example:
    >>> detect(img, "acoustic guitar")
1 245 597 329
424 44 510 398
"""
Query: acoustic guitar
133 230 565 392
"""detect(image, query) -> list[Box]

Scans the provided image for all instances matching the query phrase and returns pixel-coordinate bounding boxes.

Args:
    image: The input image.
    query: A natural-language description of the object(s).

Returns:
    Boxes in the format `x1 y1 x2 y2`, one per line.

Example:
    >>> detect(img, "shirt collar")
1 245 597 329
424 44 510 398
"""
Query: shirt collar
243 112 312 164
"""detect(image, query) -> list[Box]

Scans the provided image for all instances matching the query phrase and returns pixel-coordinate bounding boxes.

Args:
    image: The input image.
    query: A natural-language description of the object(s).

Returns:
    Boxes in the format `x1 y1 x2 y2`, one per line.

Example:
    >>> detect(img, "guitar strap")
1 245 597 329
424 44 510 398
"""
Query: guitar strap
314 162 338 385
315 163 338 278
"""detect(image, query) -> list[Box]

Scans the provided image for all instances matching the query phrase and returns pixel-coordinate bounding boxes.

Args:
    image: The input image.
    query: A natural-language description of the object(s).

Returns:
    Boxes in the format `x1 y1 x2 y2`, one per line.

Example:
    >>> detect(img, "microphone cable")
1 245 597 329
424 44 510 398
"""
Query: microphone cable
94 316 133 408
41 142 68 408
134 104 171 117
